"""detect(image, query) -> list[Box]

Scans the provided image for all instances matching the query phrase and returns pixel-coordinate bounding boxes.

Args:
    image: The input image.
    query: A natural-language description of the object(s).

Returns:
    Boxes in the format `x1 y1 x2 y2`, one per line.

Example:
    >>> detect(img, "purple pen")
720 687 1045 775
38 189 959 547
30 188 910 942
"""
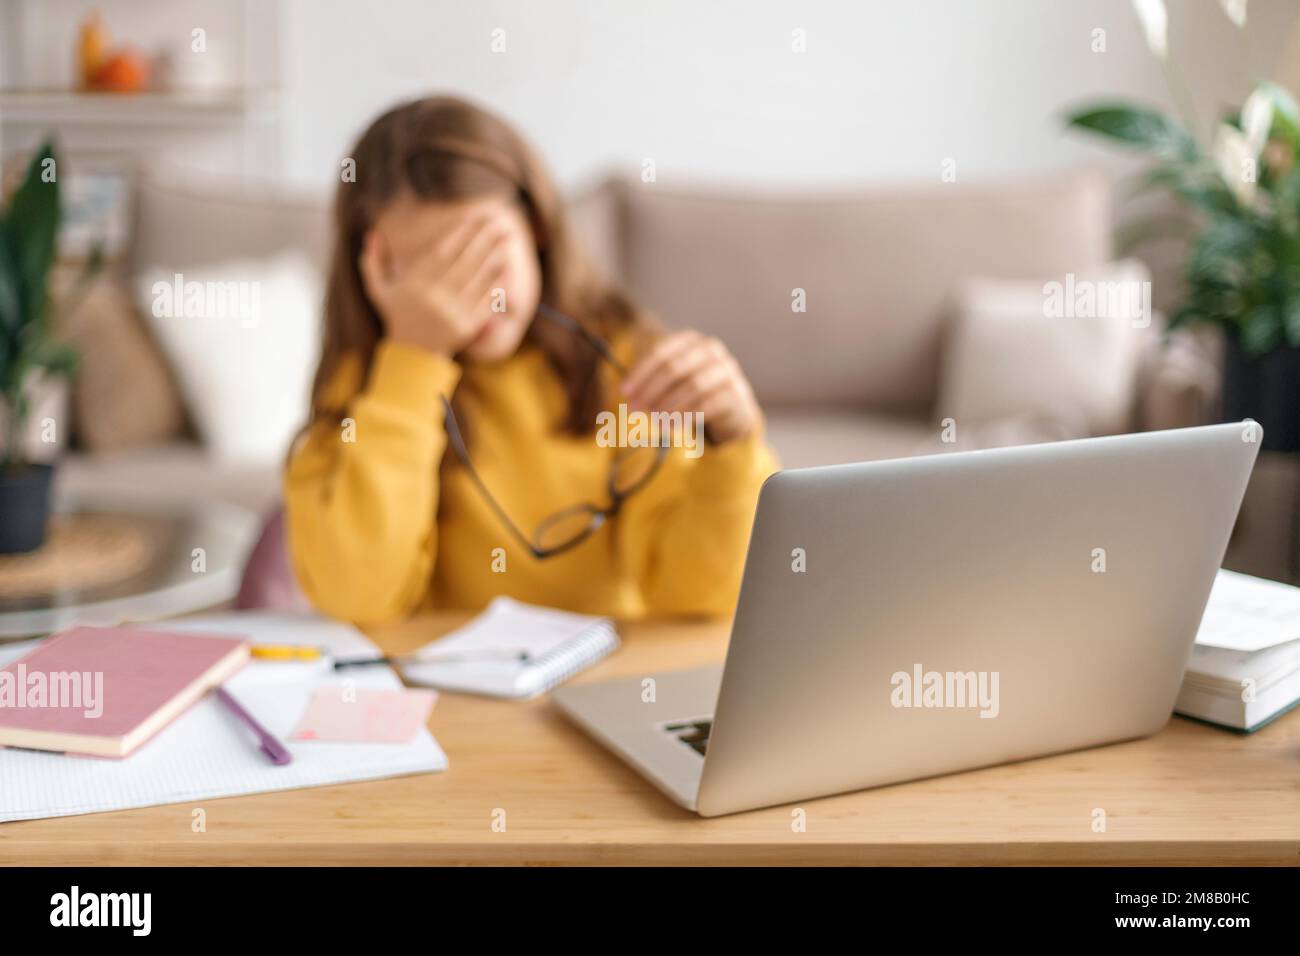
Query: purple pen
214 686 293 766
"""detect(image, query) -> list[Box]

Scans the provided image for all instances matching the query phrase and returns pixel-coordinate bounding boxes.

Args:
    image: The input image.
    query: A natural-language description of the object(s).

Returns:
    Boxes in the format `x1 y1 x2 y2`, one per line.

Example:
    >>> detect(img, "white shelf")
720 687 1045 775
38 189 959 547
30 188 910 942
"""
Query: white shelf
0 89 279 127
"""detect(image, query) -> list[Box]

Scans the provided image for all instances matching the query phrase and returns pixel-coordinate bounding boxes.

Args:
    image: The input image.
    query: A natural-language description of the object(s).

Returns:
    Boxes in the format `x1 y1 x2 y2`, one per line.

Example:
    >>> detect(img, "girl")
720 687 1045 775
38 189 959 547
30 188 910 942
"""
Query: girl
285 96 778 624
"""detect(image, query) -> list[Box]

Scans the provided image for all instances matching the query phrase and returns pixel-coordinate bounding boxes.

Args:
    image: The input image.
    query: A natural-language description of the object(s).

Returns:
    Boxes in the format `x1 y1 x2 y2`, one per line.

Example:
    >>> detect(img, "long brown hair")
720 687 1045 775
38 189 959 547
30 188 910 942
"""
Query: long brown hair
308 95 646 434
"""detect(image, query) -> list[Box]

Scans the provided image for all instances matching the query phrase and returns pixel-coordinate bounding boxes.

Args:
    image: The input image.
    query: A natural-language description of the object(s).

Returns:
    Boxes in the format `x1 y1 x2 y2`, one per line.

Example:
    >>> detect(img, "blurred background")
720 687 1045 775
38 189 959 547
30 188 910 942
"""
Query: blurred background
6 0 1297 187
1 0 1298 630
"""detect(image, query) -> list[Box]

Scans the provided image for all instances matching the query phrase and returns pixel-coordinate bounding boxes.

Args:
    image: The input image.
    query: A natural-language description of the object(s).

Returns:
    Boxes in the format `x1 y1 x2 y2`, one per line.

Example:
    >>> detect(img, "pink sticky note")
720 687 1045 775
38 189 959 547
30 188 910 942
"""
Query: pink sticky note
291 687 437 744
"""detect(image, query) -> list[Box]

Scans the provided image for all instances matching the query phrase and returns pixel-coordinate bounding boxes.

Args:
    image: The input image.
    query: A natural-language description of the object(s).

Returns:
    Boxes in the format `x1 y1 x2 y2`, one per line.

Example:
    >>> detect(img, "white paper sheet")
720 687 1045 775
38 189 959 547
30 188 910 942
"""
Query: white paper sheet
0 611 447 824
1195 570 1300 653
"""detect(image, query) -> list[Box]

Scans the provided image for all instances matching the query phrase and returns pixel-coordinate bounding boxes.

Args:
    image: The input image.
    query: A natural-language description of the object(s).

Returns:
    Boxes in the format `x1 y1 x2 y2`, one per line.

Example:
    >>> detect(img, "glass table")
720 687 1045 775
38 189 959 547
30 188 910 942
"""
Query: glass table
0 494 260 638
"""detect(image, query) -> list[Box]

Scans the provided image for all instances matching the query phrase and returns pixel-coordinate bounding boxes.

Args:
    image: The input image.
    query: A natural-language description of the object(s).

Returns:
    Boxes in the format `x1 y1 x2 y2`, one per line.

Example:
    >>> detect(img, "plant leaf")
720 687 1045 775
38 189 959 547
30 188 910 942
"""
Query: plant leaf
5 139 60 333
1258 82 1300 147
25 337 77 376
1189 217 1257 281
0 220 20 341
1241 304 1284 355
1064 103 1197 160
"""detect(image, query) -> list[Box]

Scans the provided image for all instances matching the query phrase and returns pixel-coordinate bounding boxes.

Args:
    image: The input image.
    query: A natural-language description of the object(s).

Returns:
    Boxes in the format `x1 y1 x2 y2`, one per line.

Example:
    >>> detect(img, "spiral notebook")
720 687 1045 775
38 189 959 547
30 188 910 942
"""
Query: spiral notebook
400 597 620 698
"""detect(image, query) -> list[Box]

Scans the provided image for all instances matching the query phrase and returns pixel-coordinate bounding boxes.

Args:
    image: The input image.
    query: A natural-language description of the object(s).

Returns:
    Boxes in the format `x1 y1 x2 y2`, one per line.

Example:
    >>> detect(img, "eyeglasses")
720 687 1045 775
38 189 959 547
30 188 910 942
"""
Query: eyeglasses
441 304 669 559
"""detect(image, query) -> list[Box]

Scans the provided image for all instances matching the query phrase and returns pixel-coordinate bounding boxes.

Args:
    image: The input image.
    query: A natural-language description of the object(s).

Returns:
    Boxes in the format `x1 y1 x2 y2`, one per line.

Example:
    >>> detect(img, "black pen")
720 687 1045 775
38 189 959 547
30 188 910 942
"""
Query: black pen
334 649 532 670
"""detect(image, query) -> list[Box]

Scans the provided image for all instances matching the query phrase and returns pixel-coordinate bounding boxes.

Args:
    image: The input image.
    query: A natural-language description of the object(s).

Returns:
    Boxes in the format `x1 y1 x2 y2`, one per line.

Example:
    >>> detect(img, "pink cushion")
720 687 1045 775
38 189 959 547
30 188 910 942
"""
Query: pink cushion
234 506 309 612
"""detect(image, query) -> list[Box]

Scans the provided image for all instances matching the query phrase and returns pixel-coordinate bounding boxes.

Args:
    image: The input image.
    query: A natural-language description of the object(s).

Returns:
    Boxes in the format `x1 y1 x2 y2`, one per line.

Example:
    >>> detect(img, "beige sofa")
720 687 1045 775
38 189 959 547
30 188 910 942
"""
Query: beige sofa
573 170 1214 465
58 168 1212 513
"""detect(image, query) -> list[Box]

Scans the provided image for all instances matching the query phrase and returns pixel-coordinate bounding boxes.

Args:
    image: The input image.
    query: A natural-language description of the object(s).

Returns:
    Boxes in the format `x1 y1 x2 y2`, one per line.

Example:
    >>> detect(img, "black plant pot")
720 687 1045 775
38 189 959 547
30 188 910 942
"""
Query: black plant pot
1222 339 1300 453
0 463 54 554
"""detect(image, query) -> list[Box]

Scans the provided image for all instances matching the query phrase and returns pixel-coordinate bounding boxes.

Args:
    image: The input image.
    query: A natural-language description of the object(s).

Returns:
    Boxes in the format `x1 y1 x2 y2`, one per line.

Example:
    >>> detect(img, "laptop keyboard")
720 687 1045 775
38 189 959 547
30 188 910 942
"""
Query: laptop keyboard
663 719 713 756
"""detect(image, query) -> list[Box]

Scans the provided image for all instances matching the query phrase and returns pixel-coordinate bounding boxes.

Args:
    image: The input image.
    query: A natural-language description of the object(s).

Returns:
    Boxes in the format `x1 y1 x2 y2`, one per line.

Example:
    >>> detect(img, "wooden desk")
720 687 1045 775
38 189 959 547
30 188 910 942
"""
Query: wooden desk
2 615 1298 865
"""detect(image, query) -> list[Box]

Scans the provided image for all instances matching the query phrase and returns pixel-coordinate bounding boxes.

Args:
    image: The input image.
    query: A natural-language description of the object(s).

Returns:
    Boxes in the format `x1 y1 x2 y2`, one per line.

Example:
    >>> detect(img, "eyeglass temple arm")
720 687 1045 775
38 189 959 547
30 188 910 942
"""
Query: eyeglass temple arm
536 303 628 376
438 304 629 559
440 396 544 558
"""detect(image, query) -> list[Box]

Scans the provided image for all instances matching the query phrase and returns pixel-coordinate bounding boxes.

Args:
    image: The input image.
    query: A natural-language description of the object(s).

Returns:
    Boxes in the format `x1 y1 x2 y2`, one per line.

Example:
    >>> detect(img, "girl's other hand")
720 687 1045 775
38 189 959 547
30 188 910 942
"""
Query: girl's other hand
621 330 761 445
359 214 508 357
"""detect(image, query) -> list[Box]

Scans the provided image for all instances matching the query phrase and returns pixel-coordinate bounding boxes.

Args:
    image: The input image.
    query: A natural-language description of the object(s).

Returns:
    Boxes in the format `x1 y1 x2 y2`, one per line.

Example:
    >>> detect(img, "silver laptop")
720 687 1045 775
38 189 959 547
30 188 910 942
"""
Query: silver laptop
553 423 1261 816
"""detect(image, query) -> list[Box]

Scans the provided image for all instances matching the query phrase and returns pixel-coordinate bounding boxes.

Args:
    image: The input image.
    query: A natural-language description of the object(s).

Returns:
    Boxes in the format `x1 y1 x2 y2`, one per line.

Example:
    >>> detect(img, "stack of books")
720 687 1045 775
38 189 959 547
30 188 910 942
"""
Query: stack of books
1176 570 1300 732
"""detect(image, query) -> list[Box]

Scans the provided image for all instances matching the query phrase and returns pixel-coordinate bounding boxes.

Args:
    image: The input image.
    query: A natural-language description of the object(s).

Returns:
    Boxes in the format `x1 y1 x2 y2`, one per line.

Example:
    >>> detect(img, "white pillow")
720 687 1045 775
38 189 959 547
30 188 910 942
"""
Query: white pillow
138 253 322 464
937 259 1153 437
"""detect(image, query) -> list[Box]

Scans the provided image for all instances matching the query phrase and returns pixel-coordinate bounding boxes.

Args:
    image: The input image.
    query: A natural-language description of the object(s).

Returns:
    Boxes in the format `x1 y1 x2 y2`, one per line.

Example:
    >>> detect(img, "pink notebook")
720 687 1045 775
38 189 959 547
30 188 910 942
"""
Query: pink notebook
0 626 249 757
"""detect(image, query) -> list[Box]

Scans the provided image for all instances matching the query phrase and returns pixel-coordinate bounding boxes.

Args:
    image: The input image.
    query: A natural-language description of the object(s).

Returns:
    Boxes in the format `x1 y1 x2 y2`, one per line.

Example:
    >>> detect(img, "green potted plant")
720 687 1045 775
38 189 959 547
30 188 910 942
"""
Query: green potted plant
1065 0 1300 451
0 140 95 553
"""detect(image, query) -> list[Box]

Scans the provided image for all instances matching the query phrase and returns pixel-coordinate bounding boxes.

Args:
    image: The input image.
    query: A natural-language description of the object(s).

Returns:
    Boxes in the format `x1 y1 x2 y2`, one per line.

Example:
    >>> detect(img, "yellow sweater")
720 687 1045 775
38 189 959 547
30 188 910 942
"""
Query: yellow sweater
284 339 779 625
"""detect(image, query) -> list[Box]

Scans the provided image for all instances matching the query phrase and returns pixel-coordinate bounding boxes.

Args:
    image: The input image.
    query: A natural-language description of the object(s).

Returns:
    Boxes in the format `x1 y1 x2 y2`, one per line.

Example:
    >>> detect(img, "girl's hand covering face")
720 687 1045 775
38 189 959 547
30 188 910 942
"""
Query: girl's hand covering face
359 211 509 357
621 330 761 445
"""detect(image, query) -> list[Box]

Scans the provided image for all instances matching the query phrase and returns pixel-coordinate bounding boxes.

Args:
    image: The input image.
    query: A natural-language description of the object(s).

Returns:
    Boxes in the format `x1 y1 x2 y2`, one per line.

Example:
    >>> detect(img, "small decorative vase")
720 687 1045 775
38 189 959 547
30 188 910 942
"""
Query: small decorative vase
0 463 55 554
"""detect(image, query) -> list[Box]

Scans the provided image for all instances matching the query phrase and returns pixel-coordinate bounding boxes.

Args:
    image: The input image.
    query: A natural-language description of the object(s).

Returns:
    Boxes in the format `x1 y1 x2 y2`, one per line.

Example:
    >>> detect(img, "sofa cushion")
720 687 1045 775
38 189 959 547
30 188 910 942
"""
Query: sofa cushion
937 259 1152 437
56 274 186 452
613 170 1111 414
136 252 322 465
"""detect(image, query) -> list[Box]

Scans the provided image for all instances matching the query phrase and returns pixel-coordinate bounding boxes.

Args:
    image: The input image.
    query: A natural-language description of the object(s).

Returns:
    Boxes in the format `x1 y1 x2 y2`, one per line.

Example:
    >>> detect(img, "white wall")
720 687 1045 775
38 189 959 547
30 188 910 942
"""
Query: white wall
277 0 1300 192
6 0 1298 191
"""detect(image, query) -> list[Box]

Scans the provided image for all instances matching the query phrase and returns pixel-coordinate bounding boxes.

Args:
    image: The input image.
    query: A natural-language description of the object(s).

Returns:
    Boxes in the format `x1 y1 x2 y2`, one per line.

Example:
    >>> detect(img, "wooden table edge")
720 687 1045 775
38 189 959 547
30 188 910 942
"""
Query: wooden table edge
3 840 1298 867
